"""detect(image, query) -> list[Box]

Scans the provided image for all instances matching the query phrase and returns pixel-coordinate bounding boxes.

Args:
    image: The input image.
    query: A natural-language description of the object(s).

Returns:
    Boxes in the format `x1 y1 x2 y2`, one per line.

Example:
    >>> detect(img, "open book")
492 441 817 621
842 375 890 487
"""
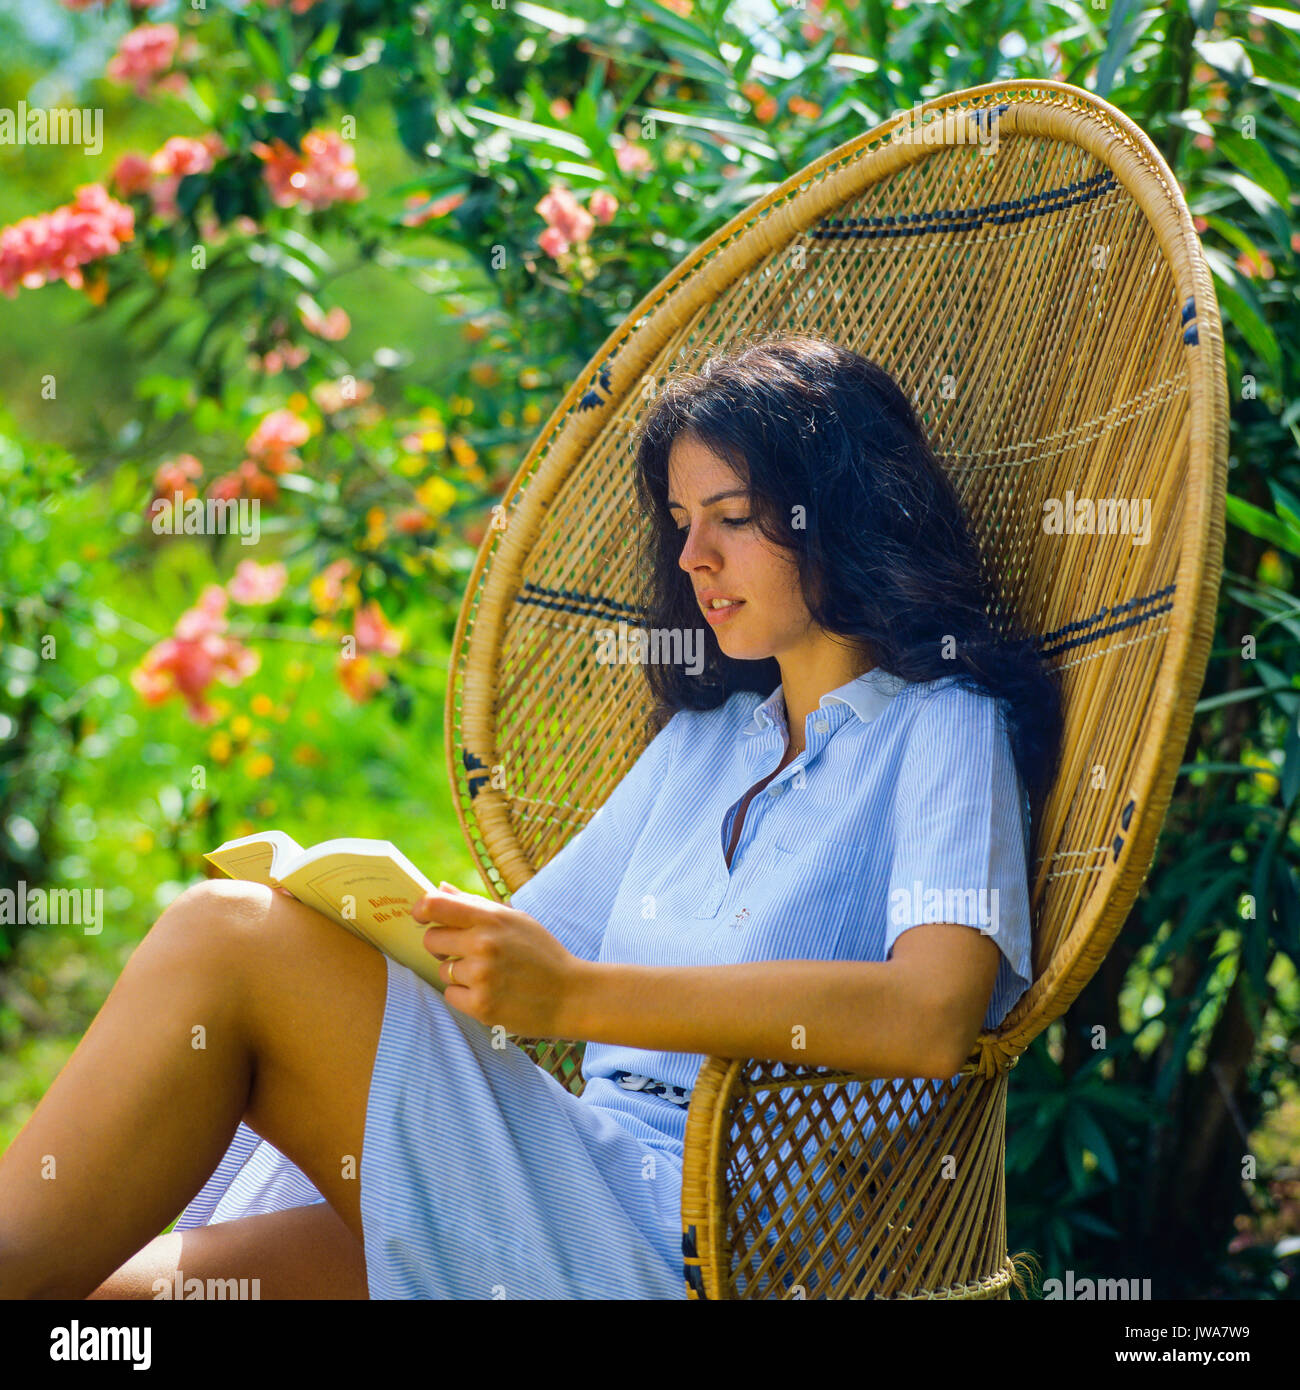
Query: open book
204 831 454 991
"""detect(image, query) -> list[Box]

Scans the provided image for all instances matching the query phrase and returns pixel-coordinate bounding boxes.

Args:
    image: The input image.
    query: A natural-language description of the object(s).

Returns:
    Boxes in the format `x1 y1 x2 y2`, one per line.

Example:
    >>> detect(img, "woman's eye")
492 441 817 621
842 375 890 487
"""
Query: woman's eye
673 516 751 534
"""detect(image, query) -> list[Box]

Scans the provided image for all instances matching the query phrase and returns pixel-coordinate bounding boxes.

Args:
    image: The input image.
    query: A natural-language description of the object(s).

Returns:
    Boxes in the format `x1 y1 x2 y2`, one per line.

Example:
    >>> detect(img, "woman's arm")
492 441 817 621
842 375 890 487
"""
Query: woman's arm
564 922 1002 1079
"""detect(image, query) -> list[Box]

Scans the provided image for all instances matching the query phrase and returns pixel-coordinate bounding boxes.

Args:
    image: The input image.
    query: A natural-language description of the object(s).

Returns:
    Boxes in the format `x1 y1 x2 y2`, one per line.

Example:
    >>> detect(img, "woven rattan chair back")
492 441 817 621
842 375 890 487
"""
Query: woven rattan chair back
445 79 1228 1296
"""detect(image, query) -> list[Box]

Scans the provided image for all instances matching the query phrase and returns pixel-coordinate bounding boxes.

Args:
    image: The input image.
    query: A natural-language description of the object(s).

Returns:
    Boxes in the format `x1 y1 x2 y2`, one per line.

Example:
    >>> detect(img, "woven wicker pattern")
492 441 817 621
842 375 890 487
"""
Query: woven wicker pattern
446 80 1228 1298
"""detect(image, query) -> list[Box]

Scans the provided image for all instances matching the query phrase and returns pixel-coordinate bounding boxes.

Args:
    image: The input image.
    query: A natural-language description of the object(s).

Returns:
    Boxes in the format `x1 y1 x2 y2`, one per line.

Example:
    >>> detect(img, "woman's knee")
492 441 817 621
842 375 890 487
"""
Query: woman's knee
127 879 263 982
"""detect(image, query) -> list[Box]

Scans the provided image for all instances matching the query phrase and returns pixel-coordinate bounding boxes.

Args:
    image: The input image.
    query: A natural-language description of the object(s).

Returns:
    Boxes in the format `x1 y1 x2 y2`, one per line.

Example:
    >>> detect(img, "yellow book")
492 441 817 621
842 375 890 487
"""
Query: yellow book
204 831 455 990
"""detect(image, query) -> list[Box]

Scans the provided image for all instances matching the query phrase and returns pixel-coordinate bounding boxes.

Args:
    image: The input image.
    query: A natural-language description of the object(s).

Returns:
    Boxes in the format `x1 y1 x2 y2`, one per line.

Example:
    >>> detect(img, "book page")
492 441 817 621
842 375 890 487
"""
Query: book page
204 830 304 886
276 850 446 991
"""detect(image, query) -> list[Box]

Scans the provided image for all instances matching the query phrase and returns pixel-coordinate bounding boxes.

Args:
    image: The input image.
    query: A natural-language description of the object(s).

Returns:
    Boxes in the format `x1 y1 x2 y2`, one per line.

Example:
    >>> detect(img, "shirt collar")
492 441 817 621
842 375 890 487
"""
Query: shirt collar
744 666 909 737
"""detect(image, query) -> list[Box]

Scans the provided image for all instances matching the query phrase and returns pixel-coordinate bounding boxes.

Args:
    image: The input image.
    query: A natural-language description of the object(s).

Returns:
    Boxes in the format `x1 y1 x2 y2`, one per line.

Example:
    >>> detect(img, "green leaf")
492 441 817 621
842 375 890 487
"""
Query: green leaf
1211 127 1290 208
1204 248 1280 373
1282 709 1300 809
1070 1107 1120 1185
1247 5 1300 35
243 25 284 86
1224 493 1300 560
1200 168 1291 250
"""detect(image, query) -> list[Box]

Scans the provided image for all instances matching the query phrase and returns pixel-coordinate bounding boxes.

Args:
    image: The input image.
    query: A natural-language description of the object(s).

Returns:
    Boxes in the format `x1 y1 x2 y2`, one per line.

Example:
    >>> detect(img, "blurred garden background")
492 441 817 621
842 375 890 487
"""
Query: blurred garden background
0 0 1296 1299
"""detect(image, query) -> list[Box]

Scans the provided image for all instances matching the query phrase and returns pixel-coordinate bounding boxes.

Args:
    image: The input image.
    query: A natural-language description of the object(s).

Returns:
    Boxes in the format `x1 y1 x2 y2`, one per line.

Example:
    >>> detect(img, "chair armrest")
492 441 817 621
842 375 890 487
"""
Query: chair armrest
681 1051 1014 1299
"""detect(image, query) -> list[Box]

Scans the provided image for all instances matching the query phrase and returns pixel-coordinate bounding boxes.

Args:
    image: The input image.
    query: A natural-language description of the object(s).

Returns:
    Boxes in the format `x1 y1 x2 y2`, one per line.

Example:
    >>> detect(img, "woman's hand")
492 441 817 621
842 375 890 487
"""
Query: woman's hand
412 881 585 1039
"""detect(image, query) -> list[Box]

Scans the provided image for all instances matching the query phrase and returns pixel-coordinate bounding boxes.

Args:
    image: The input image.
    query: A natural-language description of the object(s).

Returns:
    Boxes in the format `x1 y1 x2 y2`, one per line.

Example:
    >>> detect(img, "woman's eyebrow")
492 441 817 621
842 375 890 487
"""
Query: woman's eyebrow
666 488 749 511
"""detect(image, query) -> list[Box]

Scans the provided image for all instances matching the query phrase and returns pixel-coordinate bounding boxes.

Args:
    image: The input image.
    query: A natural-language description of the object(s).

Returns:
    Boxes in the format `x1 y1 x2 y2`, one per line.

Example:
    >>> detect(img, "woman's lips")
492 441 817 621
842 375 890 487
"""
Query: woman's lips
703 600 744 625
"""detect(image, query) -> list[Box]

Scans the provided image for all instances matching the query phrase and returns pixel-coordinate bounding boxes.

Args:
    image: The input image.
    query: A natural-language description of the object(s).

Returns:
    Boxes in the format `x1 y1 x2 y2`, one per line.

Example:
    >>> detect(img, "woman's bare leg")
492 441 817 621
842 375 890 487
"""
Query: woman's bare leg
87 1204 368 1300
0 879 389 1299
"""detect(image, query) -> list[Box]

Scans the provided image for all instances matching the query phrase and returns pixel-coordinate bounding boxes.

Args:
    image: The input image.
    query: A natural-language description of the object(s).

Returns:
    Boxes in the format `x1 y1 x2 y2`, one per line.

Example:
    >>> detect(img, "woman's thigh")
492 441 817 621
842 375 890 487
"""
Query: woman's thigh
158 879 391 1245
88 1203 368 1300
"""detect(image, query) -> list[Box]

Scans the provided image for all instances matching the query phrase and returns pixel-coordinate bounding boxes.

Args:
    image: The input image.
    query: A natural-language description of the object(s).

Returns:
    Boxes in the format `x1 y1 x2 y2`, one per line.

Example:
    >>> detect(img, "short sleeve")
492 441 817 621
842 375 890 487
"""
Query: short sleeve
507 713 682 963
885 686 1033 1031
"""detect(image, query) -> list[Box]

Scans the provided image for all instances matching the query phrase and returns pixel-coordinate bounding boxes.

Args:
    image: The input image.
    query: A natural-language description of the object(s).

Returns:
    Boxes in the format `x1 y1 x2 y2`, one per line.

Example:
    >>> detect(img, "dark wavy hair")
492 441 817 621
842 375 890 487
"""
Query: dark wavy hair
630 332 1065 821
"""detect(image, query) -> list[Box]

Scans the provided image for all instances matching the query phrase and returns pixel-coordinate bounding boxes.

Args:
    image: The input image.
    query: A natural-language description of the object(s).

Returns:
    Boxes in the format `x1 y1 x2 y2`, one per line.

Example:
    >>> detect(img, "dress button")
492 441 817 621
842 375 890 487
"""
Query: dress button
768 782 784 797
813 717 829 734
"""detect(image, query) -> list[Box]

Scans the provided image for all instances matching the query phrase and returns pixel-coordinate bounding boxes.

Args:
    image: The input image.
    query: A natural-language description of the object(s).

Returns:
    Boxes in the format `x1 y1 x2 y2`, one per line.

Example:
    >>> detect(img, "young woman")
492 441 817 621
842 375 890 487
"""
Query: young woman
0 334 1062 1300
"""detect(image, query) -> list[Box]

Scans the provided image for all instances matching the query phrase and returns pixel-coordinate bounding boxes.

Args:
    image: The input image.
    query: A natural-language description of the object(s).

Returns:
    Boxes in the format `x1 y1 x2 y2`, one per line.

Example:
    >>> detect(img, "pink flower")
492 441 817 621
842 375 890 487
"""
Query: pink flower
338 652 387 702
106 23 179 98
252 130 366 212
146 134 222 220
588 189 618 224
131 585 259 723
245 408 310 473
150 452 203 500
110 134 224 223
0 184 134 299
353 600 404 656
227 559 288 605
298 300 350 340
207 462 279 503
535 186 595 257
111 152 153 197
615 141 653 174
537 225 570 259
151 134 222 177
252 341 310 375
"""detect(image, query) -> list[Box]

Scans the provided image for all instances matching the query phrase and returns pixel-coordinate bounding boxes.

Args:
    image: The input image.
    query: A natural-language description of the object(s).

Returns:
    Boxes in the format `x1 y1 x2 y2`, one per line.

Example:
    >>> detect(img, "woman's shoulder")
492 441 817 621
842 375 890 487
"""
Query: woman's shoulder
890 674 1008 741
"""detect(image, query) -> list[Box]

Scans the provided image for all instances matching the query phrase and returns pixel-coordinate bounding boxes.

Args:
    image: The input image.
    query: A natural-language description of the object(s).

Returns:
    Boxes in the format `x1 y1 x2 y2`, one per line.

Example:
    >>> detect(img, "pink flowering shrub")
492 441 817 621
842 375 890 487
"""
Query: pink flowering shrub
0 185 134 298
130 586 260 723
105 23 180 97
252 130 366 212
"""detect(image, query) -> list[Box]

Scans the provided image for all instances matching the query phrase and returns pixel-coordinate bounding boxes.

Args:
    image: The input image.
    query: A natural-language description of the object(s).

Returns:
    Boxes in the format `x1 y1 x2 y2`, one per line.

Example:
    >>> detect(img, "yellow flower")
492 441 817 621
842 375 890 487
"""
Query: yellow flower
417 406 444 425
287 391 309 414
133 829 155 853
396 452 425 476
415 475 457 516
208 732 232 764
245 752 274 780
362 506 388 549
500 410 515 428
251 693 275 717
234 819 255 838
230 715 252 742
310 615 336 639
449 436 477 467
1242 749 1280 796
519 369 541 390
420 429 446 451
523 402 541 425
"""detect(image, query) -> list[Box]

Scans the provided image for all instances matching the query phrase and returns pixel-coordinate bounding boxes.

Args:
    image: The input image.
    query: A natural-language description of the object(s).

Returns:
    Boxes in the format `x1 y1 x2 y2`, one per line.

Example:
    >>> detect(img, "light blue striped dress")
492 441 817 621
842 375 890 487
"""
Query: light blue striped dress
174 667 1034 1297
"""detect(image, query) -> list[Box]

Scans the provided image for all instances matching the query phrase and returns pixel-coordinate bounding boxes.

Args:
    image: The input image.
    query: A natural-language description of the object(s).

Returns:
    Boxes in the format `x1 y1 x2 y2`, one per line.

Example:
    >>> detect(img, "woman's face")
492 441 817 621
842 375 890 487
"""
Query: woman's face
667 433 818 663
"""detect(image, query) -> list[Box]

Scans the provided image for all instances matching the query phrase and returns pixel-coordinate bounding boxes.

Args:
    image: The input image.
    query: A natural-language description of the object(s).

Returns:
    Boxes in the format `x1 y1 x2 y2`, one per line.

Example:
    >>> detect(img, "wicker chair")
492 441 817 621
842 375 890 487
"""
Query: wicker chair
444 79 1228 1299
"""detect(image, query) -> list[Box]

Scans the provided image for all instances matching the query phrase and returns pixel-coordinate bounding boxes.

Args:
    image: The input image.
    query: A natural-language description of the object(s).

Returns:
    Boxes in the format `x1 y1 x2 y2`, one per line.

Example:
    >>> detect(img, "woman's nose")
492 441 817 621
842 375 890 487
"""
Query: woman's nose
678 525 716 572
